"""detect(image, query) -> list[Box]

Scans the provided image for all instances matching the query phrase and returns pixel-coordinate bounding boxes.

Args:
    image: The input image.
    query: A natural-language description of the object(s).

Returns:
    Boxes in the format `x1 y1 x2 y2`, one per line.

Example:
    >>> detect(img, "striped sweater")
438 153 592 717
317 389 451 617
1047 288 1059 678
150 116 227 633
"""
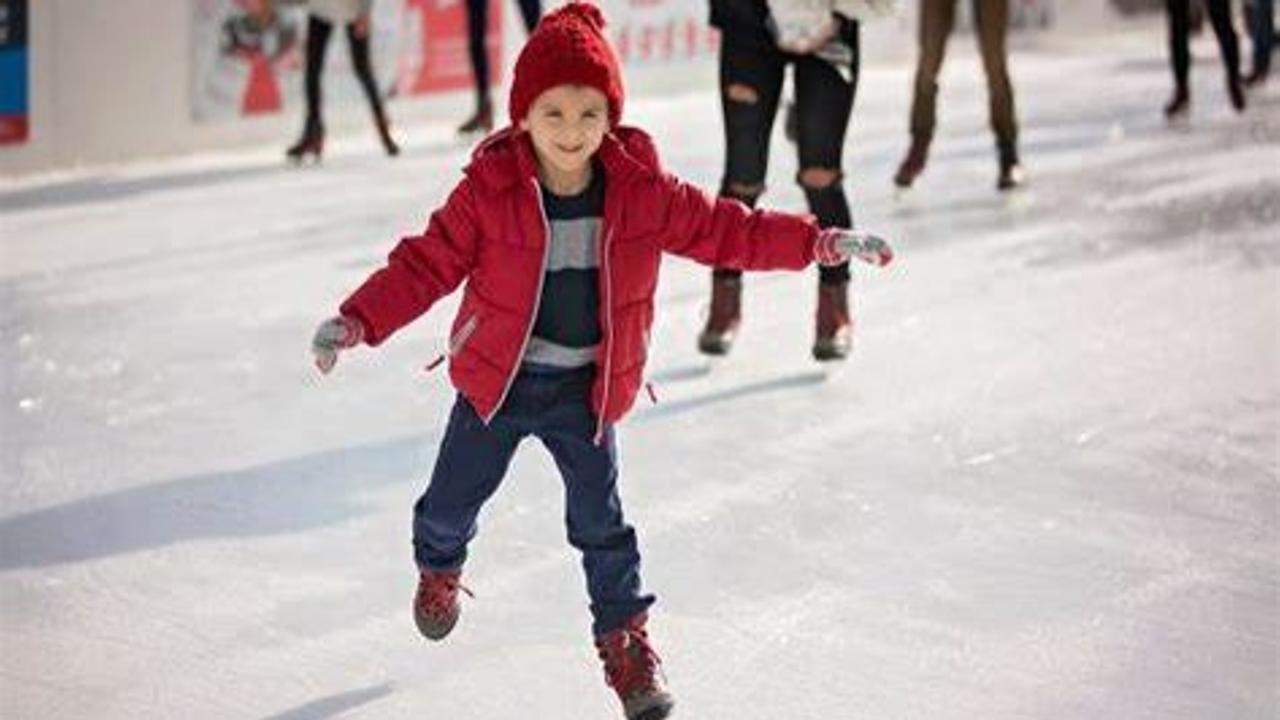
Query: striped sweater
523 165 606 370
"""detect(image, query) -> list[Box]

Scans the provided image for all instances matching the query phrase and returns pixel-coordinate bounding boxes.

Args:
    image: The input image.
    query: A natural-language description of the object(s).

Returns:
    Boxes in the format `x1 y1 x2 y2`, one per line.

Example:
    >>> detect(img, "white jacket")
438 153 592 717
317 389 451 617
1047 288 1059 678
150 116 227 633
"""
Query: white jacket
768 0 897 53
308 0 373 24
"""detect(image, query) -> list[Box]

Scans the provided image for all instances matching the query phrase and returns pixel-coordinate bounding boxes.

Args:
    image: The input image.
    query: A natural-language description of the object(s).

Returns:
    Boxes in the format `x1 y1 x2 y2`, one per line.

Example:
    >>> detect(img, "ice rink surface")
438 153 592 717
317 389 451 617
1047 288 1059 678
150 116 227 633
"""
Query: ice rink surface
2 21 1278 720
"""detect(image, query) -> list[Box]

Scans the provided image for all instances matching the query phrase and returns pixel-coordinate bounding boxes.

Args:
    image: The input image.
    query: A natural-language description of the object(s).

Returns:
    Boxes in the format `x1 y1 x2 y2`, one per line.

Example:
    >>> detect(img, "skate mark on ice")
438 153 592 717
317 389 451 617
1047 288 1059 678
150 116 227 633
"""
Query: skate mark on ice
646 362 713 384
633 370 827 423
261 682 394 720
0 164 292 215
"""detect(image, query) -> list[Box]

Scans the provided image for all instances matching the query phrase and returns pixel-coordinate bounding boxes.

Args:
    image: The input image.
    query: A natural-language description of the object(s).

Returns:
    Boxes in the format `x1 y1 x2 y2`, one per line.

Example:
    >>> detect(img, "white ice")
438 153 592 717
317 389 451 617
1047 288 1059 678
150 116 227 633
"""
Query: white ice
2 22 1278 720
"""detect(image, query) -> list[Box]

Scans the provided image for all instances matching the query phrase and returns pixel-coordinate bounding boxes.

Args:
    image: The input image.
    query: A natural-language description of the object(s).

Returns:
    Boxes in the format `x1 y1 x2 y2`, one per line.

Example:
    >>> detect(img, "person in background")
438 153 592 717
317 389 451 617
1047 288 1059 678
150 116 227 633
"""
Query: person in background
458 0 543 136
699 0 871 362
894 0 1025 192
286 0 401 161
1162 0 1246 118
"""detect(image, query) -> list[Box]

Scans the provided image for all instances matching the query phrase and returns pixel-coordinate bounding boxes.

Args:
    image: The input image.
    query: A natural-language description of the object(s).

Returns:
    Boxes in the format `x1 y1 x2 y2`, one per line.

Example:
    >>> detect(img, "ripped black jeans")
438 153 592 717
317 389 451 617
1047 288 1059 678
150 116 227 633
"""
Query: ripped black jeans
715 32 859 285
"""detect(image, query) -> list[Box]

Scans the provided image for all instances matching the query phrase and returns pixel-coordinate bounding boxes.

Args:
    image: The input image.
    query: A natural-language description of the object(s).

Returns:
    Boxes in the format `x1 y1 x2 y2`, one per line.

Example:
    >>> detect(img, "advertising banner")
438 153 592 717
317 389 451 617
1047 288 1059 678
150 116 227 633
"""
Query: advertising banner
593 0 720 64
0 0 29 145
191 0 502 123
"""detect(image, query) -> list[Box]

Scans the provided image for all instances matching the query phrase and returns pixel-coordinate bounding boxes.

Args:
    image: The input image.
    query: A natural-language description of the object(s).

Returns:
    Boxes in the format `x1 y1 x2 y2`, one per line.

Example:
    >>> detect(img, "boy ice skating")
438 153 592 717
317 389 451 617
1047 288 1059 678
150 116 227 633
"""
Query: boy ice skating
311 4 891 718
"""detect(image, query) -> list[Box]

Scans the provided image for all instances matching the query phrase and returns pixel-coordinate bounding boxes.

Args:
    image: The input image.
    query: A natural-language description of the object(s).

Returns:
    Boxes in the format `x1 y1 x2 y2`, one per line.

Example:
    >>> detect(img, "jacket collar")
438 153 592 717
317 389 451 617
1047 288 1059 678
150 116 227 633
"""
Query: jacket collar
465 125 660 193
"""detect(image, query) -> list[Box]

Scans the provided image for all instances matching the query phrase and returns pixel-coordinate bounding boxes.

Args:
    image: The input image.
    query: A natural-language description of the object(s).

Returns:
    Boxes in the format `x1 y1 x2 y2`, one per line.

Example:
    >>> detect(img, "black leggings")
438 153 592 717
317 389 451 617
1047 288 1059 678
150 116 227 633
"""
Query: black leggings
716 35 859 285
303 14 386 129
466 0 542 102
1166 0 1241 91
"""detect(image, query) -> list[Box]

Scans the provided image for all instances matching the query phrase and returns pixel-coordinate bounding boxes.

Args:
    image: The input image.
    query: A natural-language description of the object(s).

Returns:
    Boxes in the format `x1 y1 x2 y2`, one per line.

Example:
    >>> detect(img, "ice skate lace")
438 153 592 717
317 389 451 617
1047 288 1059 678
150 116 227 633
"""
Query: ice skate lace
597 625 664 698
416 572 473 616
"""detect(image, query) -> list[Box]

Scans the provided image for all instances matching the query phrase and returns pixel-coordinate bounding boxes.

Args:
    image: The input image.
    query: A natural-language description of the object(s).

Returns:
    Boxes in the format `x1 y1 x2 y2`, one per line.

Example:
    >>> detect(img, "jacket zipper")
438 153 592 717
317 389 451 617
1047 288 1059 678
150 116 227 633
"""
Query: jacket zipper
485 179 551 424
594 224 615 445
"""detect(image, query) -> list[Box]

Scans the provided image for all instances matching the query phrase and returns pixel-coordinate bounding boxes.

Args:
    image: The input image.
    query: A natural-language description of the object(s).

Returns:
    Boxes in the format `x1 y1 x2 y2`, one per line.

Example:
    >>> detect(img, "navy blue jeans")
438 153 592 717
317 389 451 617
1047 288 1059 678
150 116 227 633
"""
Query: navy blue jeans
413 364 654 636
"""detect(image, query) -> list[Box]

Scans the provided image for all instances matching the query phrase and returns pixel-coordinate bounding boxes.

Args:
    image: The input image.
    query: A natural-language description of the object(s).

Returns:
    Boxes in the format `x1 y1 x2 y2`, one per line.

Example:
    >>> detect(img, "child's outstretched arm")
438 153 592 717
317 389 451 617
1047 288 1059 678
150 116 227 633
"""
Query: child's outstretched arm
311 180 481 374
646 174 891 270
650 177 816 270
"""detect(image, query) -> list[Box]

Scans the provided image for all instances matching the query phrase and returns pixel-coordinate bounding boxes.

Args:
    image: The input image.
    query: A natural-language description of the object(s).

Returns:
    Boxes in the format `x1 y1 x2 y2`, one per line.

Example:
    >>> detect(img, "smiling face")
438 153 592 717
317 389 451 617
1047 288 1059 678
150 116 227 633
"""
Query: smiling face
520 84 610 192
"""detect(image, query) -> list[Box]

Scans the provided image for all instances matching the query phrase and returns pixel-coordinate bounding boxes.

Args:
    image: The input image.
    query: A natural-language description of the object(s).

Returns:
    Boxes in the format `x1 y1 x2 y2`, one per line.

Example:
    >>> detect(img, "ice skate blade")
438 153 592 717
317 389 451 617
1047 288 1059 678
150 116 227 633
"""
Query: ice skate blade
696 330 737 358
626 694 675 720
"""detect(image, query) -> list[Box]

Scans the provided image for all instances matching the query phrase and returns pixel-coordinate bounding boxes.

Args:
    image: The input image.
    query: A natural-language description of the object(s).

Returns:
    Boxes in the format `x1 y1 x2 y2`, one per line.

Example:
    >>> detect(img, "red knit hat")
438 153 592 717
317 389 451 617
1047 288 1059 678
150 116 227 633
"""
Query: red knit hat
509 2 624 127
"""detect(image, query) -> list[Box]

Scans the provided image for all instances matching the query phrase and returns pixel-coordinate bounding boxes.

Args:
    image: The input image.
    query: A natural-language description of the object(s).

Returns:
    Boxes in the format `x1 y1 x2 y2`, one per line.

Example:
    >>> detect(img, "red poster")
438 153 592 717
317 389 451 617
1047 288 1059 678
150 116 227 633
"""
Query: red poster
399 0 502 96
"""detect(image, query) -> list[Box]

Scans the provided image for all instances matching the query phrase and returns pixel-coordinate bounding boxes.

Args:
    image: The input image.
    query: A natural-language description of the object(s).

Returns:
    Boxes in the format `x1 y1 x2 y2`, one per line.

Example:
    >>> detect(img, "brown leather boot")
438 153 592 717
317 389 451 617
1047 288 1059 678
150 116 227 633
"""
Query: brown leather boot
812 281 853 362
893 135 931 189
697 274 742 356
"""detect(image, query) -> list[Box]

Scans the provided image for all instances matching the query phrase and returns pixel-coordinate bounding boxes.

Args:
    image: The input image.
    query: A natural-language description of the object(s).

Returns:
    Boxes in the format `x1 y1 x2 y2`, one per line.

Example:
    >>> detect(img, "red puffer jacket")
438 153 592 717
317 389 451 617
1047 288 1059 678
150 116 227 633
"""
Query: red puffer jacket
340 126 820 436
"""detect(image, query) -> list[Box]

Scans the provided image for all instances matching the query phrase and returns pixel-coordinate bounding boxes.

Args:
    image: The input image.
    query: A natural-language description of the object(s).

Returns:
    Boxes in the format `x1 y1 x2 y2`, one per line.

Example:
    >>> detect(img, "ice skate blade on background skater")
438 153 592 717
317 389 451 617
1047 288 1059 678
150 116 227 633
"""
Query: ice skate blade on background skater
696 329 737 357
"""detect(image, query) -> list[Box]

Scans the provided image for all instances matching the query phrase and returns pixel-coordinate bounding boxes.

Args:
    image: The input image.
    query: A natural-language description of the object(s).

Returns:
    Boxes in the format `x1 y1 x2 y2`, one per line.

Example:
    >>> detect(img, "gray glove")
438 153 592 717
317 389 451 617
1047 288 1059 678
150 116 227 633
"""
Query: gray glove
815 228 895 267
311 315 364 374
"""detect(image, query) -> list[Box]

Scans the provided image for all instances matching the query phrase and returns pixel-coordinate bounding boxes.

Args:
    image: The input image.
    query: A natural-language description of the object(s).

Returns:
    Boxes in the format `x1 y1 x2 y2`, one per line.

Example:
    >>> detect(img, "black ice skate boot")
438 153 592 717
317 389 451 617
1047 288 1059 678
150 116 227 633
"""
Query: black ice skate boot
412 568 471 641
596 613 674 720
457 97 495 137
1226 72 1247 112
286 118 325 163
996 140 1025 192
375 113 401 157
697 273 742 356
893 135 931 189
812 279 853 361
1164 87 1191 120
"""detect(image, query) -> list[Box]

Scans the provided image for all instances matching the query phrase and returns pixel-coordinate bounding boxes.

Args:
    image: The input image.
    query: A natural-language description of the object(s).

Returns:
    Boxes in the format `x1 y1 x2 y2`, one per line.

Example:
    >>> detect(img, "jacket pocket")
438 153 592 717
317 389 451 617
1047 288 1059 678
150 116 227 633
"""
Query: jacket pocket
427 312 480 372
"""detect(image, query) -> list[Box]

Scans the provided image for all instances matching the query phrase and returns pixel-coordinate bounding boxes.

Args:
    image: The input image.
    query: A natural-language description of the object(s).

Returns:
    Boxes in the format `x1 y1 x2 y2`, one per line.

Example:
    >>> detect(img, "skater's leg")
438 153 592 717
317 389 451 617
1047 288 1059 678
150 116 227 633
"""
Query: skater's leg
717 35 786 221
465 0 491 107
287 14 332 158
700 37 786 352
897 0 955 186
972 0 1019 150
1249 0 1275 76
302 15 334 131
1205 0 1242 77
793 39 858 359
1167 0 1192 95
534 368 654 637
792 39 857 283
515 0 542 33
413 395 521 571
909 0 956 143
1204 0 1246 107
345 20 398 152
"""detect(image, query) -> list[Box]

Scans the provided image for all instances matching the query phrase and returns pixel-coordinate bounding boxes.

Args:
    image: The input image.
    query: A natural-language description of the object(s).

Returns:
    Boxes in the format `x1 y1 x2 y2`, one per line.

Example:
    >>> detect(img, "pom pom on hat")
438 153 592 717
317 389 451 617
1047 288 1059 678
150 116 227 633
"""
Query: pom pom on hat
554 1 606 30
509 2 624 127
